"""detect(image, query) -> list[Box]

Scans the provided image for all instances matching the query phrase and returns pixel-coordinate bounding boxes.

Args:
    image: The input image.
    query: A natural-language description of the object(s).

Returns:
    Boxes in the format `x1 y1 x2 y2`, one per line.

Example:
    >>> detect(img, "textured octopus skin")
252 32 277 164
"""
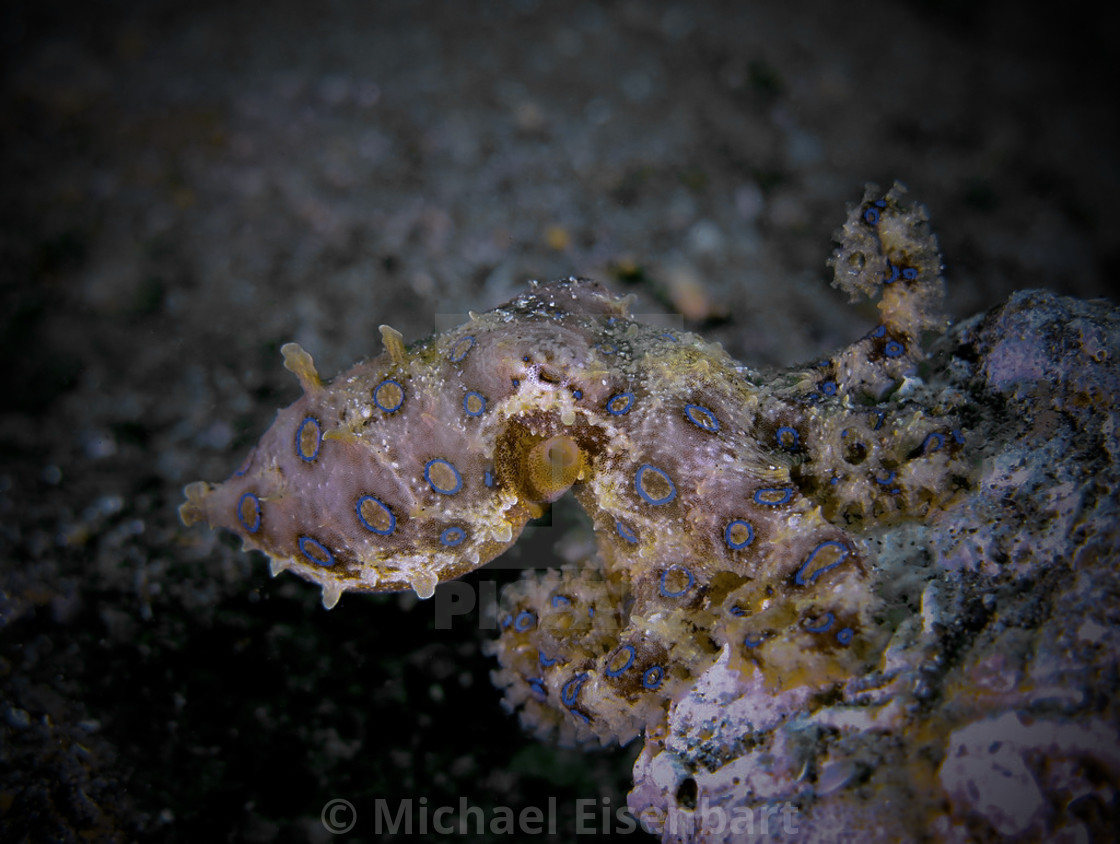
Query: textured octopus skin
181 182 967 745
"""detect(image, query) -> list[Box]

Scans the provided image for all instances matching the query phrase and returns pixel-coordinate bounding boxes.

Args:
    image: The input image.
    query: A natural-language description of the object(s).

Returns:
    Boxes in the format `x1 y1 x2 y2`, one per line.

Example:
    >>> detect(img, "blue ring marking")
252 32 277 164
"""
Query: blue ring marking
572 389 583 399
776 426 800 450
869 324 887 339
295 416 322 462
355 495 396 535
836 628 854 645
298 536 334 567
952 429 965 444
642 666 664 690
805 612 835 634
424 458 463 495
863 206 881 225
635 464 677 505
538 650 560 668
528 678 547 698
439 526 466 547
659 565 694 598
902 267 919 280
875 470 897 486
233 450 254 477
794 540 851 586
561 672 588 706
922 432 944 454
753 488 793 506
514 609 536 632
728 605 746 617
606 392 634 415
724 519 754 550
884 340 905 358
372 379 405 413
448 335 476 363
616 521 638 544
605 645 636 678
551 594 572 608
873 410 886 430
820 380 838 396
660 332 679 342
236 492 261 533
744 632 766 648
596 341 617 355
884 261 900 284
684 404 720 432
484 469 496 488
463 391 487 416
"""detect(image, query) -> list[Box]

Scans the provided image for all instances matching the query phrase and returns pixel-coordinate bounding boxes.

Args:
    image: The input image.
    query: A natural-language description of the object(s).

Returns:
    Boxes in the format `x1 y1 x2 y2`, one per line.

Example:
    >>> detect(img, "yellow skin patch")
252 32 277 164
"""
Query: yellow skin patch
181 183 969 744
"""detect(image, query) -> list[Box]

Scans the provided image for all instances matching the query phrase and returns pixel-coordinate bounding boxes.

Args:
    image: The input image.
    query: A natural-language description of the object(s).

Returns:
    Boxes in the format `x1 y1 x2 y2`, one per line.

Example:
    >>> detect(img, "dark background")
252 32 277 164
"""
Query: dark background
1 1 1116 841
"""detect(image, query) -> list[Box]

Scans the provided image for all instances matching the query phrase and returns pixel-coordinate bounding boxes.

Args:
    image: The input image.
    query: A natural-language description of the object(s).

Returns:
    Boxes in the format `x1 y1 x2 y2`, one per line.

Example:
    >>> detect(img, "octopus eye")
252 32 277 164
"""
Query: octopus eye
525 436 582 500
